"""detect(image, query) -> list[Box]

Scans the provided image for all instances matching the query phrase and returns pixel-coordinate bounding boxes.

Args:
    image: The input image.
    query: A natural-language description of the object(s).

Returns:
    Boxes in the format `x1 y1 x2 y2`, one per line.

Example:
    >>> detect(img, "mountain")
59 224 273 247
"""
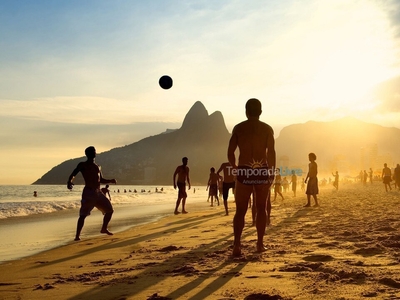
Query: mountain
33 101 231 185
33 104 400 185
275 117 400 177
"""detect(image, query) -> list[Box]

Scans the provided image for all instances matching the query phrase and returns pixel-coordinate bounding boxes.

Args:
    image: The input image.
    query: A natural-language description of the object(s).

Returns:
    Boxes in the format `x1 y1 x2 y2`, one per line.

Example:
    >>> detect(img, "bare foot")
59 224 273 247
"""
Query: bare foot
313 203 319 207
232 245 241 257
74 237 80 241
304 203 311 207
256 243 266 253
182 210 188 214
266 215 271 226
100 229 113 235
174 211 180 215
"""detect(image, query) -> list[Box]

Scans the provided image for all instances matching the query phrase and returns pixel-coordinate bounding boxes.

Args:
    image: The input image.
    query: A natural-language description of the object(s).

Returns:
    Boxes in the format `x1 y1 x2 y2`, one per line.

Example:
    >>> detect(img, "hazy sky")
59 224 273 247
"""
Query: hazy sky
1 0 400 184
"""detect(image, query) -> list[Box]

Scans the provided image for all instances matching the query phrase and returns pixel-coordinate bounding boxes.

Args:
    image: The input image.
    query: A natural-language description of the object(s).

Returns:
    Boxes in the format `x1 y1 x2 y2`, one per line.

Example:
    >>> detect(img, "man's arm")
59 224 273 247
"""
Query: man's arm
67 163 82 189
227 129 238 168
186 167 191 190
266 129 276 182
216 163 224 175
173 167 178 189
99 169 117 185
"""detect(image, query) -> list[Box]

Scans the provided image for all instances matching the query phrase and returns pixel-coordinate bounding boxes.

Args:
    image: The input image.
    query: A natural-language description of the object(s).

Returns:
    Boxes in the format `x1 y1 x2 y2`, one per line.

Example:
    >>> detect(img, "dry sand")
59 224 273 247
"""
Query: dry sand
1 183 400 300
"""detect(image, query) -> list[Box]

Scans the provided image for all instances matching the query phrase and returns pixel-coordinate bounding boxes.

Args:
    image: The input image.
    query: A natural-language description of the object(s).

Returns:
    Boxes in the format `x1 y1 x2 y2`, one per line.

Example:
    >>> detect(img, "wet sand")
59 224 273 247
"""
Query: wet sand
1 183 400 299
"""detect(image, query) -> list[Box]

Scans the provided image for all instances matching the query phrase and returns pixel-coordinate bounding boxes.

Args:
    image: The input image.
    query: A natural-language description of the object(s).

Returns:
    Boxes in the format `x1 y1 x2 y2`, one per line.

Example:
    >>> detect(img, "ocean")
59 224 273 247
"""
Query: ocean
0 184 210 263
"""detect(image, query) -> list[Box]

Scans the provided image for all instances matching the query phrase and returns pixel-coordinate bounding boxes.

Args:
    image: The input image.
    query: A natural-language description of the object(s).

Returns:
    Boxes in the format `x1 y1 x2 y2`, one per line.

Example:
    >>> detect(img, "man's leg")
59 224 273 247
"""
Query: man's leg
182 196 188 213
232 181 252 256
254 184 269 252
305 194 311 207
101 212 114 235
174 195 182 214
266 191 271 225
75 216 86 241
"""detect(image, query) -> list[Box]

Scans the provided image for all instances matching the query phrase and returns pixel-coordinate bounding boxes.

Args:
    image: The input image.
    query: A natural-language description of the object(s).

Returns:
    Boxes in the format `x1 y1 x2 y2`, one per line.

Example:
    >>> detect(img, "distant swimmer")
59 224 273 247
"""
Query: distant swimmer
67 146 117 241
217 162 236 216
304 153 319 207
101 184 111 200
228 98 276 256
33 191 37 197
173 157 191 214
382 163 392 192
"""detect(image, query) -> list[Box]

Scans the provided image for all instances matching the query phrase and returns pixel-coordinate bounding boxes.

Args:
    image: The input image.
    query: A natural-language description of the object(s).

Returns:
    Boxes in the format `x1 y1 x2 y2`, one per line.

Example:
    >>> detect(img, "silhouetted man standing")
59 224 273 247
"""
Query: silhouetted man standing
228 98 276 256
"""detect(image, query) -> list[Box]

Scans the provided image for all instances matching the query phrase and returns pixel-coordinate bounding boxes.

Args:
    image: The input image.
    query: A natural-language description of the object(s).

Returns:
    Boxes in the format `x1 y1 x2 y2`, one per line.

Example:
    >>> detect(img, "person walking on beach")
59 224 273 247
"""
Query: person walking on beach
332 171 339 191
369 168 374 184
290 170 297 197
273 168 284 201
304 153 319 207
217 162 236 215
206 167 221 207
101 184 111 200
173 157 191 214
394 164 400 191
67 146 117 241
382 163 392 192
228 98 276 256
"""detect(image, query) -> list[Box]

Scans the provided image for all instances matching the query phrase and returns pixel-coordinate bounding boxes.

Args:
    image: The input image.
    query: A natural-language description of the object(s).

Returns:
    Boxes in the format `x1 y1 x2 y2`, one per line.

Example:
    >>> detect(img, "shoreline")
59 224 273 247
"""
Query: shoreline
1 184 400 299
0 195 215 264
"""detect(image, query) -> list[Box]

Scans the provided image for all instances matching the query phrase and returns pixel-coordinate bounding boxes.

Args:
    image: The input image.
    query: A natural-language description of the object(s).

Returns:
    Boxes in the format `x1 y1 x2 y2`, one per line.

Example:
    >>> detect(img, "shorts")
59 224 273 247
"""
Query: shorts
236 165 272 185
208 184 218 196
383 176 392 184
222 181 235 201
306 177 319 195
177 182 187 198
80 187 114 216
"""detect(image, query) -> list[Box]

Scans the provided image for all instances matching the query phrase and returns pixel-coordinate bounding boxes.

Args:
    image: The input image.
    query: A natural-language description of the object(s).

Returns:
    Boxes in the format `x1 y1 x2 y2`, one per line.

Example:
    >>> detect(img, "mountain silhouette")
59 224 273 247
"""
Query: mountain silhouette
33 104 400 185
33 101 231 185
275 116 400 177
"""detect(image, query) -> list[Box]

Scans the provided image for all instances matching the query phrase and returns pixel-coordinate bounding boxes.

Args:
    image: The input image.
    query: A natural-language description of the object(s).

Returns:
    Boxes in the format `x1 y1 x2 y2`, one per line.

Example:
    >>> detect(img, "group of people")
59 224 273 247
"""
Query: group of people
67 99 320 257
382 163 400 192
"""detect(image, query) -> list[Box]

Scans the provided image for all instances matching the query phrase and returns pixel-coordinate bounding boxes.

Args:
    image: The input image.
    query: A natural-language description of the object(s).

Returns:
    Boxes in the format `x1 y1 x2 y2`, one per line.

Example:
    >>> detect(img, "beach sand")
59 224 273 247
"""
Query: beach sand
1 184 400 300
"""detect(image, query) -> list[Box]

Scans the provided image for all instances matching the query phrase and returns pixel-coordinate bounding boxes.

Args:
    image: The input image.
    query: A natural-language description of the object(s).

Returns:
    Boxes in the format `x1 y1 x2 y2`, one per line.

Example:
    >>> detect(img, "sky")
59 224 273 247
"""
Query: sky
1 0 400 184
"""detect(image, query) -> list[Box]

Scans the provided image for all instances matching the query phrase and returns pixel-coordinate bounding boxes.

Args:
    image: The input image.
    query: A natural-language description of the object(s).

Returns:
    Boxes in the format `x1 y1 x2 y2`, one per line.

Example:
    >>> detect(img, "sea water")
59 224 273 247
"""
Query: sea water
0 185 209 263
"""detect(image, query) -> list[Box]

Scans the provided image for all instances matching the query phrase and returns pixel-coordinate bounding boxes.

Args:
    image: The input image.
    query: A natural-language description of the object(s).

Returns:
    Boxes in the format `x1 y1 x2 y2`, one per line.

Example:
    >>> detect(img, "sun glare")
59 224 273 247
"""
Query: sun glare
305 1 397 111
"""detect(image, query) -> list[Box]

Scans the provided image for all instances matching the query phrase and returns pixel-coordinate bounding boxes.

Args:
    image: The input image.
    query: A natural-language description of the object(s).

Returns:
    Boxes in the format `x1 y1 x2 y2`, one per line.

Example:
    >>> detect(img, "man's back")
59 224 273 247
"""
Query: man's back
231 119 274 167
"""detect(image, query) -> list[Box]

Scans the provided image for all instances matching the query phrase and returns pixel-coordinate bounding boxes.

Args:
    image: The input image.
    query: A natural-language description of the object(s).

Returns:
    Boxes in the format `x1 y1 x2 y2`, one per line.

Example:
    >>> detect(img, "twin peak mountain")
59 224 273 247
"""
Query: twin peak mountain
33 101 400 185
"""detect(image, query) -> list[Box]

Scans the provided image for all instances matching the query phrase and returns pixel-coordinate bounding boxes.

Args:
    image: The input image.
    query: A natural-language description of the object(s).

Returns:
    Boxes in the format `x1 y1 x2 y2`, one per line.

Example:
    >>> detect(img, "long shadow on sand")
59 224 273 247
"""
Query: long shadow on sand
59 206 314 300
29 211 224 269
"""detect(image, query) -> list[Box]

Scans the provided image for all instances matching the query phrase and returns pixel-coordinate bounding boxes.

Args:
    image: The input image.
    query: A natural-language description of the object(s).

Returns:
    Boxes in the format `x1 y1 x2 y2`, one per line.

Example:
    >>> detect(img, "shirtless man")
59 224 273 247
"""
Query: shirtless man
228 98 276 256
305 153 319 207
173 157 191 214
217 162 236 215
67 146 117 241
206 167 221 207
382 163 392 192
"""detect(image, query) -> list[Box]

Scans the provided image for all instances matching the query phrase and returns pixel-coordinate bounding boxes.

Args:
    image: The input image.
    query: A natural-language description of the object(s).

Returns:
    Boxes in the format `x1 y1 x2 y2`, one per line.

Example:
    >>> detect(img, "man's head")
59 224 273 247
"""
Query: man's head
85 146 96 159
182 157 188 165
245 98 262 118
308 153 317 161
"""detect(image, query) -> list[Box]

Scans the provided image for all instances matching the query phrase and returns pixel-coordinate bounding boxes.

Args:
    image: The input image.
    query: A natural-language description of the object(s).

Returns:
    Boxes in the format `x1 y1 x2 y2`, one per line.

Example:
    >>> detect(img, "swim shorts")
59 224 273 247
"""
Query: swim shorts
80 187 114 216
236 165 272 185
177 182 187 198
